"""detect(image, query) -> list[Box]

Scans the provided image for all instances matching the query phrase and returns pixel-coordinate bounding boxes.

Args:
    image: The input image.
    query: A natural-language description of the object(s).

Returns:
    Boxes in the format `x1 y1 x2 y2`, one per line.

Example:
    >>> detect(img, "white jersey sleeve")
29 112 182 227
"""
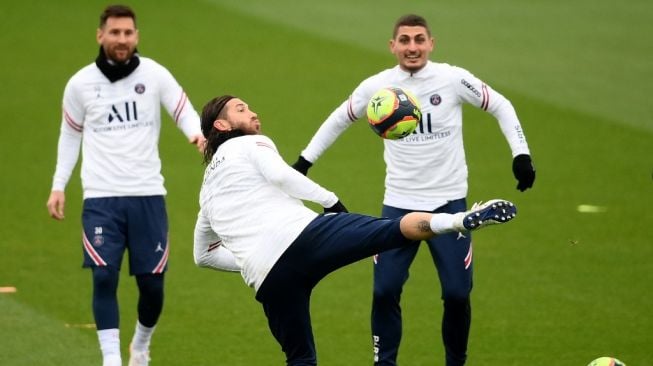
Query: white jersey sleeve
156 64 202 139
254 137 338 207
299 97 357 163
300 69 396 163
193 212 240 272
452 66 530 157
51 79 85 191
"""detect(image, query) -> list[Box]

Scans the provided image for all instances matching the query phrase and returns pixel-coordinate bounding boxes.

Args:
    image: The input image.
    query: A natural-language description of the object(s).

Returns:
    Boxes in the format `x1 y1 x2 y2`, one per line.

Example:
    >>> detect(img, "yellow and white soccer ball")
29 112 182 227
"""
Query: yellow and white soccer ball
587 356 626 366
366 87 421 140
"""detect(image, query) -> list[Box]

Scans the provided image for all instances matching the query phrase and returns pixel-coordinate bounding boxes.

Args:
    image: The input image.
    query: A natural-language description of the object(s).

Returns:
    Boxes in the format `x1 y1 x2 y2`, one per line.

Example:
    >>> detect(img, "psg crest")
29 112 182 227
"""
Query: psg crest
93 235 104 247
134 83 146 94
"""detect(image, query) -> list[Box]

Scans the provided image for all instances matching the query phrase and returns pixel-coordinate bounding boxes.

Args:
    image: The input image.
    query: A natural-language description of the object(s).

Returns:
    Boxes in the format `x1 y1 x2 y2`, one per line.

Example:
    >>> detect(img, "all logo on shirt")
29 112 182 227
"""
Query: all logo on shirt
95 101 153 133
108 101 138 123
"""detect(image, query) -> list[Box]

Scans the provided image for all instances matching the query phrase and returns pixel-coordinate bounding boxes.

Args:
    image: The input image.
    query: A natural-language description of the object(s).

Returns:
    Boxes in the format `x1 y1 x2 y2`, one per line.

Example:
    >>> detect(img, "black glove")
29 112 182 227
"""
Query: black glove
292 155 313 176
512 154 535 192
324 200 348 213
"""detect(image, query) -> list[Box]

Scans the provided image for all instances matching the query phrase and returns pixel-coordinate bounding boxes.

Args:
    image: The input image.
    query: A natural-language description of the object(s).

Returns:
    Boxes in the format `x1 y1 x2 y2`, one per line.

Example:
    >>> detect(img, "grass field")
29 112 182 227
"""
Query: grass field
0 0 651 365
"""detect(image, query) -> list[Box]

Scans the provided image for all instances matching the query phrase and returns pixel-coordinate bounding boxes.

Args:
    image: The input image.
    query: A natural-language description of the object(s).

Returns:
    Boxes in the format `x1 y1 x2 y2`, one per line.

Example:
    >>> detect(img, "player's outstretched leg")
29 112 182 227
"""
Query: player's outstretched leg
454 199 517 231
400 199 517 240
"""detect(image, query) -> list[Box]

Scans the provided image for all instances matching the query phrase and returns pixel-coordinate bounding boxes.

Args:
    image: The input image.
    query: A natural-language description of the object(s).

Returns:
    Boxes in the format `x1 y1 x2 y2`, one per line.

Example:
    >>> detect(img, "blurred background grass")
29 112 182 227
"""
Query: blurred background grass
0 0 650 365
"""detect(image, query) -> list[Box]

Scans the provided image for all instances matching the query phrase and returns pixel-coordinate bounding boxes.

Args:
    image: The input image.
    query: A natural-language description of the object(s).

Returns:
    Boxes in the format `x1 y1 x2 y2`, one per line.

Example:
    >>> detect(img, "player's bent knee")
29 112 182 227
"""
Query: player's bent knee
373 285 403 303
136 273 164 296
92 266 119 291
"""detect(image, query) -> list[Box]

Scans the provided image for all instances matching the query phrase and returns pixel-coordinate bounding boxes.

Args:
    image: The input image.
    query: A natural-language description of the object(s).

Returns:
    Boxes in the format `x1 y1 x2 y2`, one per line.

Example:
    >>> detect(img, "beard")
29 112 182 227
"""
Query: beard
105 46 135 64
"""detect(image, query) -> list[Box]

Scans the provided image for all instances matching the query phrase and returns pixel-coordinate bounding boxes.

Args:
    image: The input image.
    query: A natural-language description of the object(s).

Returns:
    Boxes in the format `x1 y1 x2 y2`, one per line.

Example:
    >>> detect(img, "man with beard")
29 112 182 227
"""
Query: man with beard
46 5 210 366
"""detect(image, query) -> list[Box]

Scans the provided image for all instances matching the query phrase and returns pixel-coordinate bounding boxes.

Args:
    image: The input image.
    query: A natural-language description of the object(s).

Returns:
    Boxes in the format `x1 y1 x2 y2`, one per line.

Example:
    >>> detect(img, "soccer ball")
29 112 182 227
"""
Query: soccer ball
366 87 421 140
587 357 626 366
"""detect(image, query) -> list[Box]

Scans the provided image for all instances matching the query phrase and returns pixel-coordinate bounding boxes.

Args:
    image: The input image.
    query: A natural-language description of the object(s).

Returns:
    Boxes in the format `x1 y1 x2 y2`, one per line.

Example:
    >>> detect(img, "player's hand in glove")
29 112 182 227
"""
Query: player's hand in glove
292 155 313 176
512 154 535 192
324 200 348 213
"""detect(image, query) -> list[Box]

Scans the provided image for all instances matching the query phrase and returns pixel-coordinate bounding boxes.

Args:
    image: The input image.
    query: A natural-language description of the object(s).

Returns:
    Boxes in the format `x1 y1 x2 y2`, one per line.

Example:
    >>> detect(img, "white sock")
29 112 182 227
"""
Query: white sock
131 321 156 352
429 213 464 234
102 354 121 366
97 328 121 360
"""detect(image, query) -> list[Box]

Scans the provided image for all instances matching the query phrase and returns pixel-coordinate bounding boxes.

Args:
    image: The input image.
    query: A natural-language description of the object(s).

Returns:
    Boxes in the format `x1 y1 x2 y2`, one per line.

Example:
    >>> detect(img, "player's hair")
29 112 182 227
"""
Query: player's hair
100 5 137 28
201 95 245 164
393 14 431 38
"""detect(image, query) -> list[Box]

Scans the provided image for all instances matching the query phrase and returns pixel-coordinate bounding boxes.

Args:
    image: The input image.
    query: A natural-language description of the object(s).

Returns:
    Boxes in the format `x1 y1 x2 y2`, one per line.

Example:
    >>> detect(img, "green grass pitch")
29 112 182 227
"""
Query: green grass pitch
0 0 651 365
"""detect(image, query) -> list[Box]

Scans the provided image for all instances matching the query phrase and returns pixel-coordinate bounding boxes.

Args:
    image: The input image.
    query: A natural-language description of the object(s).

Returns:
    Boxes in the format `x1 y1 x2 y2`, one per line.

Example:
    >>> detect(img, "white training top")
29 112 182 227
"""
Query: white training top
301 61 530 211
195 135 339 291
51 57 202 198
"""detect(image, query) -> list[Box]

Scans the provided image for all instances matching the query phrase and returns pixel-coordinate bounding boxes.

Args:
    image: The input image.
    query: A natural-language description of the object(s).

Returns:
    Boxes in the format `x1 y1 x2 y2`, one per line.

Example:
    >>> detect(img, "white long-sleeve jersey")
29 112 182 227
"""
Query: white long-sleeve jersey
194 135 339 291
51 57 202 198
301 61 530 211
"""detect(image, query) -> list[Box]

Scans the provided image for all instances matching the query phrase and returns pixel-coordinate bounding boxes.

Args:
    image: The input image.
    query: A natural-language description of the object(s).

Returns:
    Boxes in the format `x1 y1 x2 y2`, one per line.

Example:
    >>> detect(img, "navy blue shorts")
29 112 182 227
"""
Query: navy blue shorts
81 196 169 275
259 212 411 296
255 212 412 365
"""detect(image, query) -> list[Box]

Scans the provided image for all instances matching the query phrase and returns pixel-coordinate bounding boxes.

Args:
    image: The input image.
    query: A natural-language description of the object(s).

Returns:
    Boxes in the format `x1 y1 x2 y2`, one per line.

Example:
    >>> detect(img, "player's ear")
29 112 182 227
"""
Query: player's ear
96 28 103 44
213 119 232 132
